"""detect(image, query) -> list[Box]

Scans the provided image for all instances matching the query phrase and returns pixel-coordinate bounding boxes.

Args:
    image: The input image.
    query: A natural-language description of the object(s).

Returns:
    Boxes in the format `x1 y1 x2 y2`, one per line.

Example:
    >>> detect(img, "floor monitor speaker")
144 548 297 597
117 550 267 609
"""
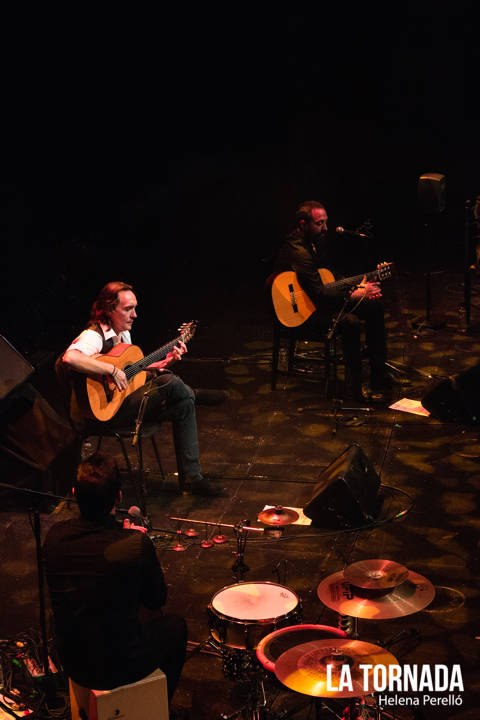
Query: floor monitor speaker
421 363 480 424
303 444 381 529
0 335 35 400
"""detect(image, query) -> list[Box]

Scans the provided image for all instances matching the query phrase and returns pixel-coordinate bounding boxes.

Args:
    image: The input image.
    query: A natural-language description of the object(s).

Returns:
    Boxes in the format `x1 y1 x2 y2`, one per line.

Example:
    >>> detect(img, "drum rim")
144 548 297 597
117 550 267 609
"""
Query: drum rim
256 623 347 671
209 581 299 623
212 580 297 594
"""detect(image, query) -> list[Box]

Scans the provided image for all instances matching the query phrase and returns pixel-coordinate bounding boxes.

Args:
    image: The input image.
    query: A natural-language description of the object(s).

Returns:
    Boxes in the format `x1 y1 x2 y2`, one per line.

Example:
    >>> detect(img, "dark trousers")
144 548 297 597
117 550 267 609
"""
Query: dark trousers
102 372 202 482
304 298 387 386
337 298 387 381
141 613 188 701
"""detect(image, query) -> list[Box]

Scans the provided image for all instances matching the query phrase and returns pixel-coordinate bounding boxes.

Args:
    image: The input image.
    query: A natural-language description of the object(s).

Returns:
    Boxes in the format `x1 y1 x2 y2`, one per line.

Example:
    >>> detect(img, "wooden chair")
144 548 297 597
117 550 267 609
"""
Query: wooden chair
271 320 342 394
265 273 343 394
54 356 167 512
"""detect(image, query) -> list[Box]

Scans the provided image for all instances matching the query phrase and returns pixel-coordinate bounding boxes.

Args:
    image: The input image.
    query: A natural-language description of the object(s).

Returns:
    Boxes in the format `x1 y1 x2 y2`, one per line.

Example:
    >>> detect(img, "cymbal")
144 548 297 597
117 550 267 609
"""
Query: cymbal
275 638 397 698
258 505 299 526
343 559 409 589
317 569 435 619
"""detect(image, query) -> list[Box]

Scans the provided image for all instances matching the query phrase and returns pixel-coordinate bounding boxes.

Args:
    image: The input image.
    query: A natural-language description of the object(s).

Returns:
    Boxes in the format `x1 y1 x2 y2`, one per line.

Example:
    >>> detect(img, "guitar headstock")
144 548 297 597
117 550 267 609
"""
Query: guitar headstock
178 321 198 343
376 262 393 281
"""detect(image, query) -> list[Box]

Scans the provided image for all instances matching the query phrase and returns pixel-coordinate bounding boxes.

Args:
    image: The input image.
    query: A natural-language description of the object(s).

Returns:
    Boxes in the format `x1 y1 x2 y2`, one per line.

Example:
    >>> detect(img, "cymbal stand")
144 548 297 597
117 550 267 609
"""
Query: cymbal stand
218 666 272 720
272 559 288 586
232 520 252 581
338 614 359 639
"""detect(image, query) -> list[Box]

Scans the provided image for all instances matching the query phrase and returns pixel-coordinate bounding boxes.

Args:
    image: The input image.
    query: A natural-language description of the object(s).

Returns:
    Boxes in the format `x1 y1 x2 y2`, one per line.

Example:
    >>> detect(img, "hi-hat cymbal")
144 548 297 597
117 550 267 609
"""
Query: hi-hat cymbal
258 506 299 526
317 569 435 619
343 559 409 589
275 638 397 698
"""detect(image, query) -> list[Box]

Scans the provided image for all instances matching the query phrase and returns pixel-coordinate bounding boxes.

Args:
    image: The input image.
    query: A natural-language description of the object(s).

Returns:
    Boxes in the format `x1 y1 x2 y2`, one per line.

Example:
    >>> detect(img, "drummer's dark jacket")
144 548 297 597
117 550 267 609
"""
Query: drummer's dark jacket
43 514 167 689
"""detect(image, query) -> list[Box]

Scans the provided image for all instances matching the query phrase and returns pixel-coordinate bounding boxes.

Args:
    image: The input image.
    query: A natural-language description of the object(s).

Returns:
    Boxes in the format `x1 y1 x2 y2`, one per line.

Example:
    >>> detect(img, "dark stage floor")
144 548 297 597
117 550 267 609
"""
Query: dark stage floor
1 268 480 719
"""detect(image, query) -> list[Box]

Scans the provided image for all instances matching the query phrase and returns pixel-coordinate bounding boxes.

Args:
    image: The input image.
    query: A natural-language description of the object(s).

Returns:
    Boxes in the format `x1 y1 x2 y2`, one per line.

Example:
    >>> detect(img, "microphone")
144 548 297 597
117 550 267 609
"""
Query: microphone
128 505 147 526
118 505 150 530
336 226 368 238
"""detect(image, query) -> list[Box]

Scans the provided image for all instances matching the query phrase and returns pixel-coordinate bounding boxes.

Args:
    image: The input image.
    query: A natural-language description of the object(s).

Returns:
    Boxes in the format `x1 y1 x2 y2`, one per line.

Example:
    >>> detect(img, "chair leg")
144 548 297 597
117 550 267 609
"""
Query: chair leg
271 325 280 390
288 337 296 371
114 434 146 514
113 433 133 477
150 436 166 481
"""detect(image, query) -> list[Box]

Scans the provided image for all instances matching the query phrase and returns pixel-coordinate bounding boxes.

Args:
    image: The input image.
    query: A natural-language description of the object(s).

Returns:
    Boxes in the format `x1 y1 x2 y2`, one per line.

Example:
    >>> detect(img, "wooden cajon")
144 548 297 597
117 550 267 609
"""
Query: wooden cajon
69 667 168 720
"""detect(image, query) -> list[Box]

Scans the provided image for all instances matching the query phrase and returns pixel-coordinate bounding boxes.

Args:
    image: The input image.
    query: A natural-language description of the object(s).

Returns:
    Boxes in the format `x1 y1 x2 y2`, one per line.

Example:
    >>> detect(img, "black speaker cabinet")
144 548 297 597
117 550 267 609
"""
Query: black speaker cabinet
0 335 34 400
421 363 480 424
303 444 381 529
418 172 446 214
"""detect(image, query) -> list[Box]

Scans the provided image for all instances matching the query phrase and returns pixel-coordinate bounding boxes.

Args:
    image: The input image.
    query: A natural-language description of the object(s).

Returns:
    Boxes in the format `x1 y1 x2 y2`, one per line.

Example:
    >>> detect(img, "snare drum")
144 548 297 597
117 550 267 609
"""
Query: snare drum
207 581 301 650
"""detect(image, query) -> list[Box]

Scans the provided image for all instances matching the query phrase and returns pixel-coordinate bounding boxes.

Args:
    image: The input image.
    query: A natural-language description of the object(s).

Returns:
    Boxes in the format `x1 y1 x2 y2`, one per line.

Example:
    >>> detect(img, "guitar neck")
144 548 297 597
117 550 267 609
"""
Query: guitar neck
325 269 380 292
124 335 183 381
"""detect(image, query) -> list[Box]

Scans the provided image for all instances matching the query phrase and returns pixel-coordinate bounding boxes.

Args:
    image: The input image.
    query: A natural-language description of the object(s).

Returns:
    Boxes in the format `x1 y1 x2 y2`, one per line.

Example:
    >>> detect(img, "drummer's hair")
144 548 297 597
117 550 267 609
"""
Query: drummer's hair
75 453 121 520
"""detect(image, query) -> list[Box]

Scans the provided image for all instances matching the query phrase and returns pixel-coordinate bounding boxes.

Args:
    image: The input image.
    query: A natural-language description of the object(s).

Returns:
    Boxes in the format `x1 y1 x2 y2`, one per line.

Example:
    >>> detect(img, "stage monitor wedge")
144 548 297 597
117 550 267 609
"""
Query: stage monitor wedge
303 444 381 529
421 363 480 424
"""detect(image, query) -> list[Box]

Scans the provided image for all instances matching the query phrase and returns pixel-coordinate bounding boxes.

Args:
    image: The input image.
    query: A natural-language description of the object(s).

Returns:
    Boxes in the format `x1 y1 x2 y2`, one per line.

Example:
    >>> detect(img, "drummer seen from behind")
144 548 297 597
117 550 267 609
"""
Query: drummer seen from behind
43 453 187 705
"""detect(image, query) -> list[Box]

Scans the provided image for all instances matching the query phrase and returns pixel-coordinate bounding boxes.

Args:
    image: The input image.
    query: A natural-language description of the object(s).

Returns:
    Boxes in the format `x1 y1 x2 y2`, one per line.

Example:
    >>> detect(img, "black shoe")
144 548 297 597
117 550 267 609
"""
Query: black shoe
371 371 410 390
194 389 229 406
368 389 392 405
346 380 369 404
185 475 228 497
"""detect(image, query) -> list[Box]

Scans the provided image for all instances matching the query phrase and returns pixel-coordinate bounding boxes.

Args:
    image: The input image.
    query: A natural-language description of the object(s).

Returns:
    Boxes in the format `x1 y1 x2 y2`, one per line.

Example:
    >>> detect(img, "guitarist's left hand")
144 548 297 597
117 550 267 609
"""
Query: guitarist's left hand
147 341 187 372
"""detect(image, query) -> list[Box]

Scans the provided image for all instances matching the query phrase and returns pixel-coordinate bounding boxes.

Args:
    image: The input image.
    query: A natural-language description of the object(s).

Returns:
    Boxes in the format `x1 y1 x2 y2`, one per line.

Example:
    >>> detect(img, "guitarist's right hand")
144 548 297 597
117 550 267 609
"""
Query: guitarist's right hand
110 366 128 391
351 277 382 301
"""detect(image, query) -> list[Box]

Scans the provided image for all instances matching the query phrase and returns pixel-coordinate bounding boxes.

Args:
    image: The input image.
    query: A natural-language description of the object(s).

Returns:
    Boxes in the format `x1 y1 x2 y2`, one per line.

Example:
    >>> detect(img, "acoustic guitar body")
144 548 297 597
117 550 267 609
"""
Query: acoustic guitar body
271 264 392 328
271 269 335 327
86 344 147 421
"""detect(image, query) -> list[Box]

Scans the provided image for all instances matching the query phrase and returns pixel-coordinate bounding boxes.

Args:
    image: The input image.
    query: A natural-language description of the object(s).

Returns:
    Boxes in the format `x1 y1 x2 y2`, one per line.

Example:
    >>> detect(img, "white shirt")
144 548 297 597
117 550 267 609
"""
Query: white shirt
67 324 132 356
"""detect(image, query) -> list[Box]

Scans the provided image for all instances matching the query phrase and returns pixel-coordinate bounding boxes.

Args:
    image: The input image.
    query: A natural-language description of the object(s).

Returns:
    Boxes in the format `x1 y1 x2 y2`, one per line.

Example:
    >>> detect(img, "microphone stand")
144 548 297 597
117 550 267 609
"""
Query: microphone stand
411 216 446 333
0 482 70 697
131 389 151 517
298 296 373 431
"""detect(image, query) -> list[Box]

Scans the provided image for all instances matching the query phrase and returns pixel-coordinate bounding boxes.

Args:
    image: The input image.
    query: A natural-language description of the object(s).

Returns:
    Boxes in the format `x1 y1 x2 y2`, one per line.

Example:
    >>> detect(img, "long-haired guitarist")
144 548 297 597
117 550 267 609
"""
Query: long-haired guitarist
273 201 391 401
61 281 221 496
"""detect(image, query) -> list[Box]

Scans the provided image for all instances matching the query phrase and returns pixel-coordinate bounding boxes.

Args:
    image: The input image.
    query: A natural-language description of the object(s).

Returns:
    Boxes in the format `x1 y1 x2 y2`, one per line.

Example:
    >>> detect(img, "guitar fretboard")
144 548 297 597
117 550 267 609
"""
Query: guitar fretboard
325 269 381 292
124 335 184 380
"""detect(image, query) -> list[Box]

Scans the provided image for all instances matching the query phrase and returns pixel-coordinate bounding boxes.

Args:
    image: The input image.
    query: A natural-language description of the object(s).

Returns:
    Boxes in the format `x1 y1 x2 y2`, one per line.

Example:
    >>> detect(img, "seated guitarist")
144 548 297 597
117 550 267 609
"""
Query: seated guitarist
274 200 390 401
62 280 222 496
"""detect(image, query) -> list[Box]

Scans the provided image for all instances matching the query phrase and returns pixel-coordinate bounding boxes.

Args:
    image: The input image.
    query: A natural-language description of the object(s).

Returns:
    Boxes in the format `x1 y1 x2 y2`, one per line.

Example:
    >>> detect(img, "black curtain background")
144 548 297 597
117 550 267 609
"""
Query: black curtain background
1 4 478 357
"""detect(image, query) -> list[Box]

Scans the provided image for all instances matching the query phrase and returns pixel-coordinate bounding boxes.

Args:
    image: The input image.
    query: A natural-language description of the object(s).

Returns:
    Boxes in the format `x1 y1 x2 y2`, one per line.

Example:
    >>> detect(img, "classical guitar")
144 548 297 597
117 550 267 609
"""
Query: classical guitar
85 321 197 421
271 263 393 328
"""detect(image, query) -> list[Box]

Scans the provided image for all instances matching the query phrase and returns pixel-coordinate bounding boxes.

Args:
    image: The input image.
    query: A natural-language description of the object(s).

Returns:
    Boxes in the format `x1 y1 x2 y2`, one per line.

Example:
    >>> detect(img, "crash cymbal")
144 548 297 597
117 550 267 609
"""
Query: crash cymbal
275 638 397 698
343 559 409 589
258 505 299 526
317 569 435 619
